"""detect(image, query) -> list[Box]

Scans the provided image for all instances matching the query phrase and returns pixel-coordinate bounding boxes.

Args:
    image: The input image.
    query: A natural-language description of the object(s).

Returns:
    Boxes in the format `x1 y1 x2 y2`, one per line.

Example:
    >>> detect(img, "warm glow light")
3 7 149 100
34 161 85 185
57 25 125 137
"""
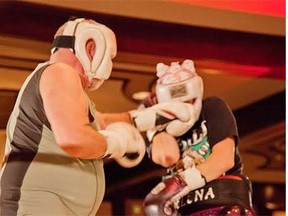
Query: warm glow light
132 91 150 101
168 0 285 17
272 211 286 216
132 204 142 214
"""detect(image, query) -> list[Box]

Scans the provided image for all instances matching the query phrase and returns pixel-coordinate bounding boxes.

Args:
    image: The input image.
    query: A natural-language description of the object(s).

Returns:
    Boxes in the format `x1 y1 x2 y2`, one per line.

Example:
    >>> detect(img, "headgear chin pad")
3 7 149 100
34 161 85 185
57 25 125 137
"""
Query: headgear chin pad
52 18 117 84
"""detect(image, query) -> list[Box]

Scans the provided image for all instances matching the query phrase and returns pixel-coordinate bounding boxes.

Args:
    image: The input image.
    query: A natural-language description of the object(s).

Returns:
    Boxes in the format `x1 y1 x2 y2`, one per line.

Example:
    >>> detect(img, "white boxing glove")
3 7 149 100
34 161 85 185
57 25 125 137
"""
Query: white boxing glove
166 102 200 137
169 166 206 205
99 122 146 168
130 100 192 132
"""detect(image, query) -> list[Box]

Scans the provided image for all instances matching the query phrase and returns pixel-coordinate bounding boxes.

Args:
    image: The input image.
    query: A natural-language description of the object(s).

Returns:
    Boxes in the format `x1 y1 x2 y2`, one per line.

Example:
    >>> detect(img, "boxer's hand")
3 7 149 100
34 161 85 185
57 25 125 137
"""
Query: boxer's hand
144 166 206 216
130 101 192 132
98 122 146 167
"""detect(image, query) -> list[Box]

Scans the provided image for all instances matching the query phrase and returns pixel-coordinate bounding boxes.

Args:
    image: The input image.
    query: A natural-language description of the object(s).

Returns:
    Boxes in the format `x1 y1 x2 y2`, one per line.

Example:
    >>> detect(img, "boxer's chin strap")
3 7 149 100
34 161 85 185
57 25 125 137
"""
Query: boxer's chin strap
51 35 75 54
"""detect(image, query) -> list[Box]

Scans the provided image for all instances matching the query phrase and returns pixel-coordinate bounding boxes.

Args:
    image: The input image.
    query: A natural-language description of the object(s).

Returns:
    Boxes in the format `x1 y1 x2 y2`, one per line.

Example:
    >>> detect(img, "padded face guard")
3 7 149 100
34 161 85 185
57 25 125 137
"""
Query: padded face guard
155 60 203 123
156 76 203 104
52 18 117 83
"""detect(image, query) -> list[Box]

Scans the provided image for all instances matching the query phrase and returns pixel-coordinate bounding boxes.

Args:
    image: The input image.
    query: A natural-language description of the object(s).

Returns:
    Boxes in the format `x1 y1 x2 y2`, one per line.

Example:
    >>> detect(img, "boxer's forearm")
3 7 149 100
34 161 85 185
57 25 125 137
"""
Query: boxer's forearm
96 112 133 129
197 137 235 182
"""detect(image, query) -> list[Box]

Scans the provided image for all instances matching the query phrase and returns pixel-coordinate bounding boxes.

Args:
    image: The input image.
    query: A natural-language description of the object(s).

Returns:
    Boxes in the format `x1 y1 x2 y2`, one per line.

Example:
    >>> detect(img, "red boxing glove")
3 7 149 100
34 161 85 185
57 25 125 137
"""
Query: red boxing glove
143 175 187 216
144 166 206 216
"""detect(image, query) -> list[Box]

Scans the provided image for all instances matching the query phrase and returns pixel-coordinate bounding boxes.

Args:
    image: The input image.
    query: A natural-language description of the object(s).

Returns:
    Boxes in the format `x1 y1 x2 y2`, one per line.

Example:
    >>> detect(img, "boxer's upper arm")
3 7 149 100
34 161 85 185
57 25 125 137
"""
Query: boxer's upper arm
39 63 91 147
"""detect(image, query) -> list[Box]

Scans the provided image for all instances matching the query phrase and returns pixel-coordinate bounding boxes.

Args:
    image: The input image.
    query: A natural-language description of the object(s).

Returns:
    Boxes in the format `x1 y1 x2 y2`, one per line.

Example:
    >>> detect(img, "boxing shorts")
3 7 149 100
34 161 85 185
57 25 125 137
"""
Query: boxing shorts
177 174 255 215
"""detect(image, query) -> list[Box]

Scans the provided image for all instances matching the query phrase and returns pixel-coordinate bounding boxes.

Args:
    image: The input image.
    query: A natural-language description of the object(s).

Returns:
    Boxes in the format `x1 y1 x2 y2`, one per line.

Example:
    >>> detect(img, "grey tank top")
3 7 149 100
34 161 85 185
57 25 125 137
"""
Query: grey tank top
0 62 105 216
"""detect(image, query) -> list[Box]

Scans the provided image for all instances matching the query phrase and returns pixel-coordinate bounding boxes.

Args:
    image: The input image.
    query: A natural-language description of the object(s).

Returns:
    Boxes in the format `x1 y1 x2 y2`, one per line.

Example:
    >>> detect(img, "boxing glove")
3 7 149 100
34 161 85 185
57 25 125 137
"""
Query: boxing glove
144 166 206 216
144 175 186 216
130 100 192 133
98 122 146 168
165 102 200 137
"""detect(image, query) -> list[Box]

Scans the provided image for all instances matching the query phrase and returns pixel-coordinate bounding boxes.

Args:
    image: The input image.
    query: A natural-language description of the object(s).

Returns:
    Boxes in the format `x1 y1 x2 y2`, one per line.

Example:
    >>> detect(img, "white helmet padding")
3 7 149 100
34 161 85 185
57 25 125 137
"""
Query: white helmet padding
156 60 203 123
155 60 203 122
52 18 117 83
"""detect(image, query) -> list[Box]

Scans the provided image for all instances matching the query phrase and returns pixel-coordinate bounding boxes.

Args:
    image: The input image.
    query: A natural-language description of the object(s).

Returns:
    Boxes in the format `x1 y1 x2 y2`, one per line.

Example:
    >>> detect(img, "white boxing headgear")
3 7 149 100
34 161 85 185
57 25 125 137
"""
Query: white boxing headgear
156 60 204 131
51 18 117 85
156 59 203 106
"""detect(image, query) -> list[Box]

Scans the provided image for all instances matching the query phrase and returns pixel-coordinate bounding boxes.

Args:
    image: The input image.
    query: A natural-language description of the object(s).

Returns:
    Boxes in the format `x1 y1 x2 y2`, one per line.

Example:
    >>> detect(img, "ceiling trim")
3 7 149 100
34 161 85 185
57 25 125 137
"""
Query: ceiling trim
22 0 285 36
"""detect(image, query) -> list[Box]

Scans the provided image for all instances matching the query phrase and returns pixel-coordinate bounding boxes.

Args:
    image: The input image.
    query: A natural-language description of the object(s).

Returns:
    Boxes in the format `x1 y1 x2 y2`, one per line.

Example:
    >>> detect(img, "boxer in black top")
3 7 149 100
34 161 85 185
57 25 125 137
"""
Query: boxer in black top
143 60 255 216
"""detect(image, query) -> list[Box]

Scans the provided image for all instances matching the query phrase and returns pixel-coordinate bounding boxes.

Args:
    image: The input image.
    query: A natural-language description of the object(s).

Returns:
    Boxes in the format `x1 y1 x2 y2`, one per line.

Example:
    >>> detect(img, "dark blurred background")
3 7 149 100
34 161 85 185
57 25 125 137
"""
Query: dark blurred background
0 1 285 215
